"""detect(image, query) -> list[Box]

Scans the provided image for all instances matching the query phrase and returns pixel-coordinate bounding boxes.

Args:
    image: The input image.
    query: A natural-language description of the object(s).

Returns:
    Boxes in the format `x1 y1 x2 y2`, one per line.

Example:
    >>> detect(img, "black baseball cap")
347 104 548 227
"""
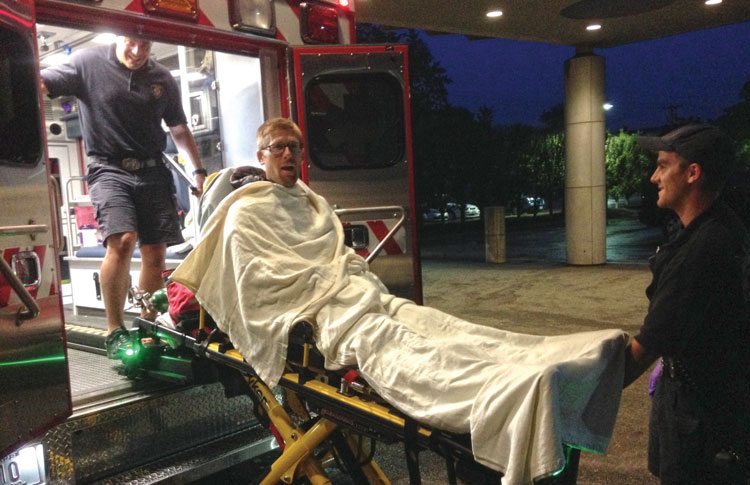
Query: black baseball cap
637 124 735 188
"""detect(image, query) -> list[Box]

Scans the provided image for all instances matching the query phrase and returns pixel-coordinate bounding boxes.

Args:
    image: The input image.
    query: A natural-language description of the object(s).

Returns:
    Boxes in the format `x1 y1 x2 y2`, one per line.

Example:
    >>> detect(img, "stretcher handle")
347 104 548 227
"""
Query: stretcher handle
334 206 405 264
161 152 199 195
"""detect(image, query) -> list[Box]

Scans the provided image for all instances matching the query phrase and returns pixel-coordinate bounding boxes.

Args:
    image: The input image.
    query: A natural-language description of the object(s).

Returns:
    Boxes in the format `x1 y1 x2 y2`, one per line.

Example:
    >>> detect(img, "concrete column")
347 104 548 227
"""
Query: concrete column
564 47 607 265
484 206 506 263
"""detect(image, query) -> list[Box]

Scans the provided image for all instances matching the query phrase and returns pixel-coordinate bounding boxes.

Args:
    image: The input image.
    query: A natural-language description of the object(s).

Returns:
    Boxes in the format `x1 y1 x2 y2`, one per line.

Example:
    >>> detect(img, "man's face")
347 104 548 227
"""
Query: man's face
115 37 152 71
650 151 691 210
257 129 303 188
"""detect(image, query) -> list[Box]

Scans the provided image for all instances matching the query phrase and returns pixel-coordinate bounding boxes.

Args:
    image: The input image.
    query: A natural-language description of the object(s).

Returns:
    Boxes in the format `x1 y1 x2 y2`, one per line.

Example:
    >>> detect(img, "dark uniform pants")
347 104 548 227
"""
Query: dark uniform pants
648 375 747 484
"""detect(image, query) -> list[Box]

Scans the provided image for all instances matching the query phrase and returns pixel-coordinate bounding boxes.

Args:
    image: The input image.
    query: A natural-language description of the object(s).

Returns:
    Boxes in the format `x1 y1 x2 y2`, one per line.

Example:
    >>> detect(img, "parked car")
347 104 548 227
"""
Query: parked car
422 207 446 221
445 202 481 220
513 195 547 214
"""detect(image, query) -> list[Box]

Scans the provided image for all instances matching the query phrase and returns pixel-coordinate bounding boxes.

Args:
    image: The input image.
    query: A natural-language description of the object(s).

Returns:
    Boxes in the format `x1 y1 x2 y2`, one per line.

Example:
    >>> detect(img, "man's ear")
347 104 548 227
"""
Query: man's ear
687 163 702 184
257 151 265 166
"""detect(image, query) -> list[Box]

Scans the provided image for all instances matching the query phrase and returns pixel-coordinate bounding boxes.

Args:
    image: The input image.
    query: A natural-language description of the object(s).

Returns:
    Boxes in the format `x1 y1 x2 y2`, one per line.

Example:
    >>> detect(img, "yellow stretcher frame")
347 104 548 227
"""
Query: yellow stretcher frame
126 316 580 485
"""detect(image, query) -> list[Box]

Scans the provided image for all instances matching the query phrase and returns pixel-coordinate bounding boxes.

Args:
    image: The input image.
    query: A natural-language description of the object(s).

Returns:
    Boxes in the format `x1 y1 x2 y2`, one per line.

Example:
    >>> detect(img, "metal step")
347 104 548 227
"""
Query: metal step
40 378 264 483
25 340 273 483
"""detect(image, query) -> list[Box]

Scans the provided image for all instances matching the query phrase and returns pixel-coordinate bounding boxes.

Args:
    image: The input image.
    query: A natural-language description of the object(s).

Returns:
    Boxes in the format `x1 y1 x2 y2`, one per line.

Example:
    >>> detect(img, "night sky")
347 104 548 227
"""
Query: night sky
420 21 750 132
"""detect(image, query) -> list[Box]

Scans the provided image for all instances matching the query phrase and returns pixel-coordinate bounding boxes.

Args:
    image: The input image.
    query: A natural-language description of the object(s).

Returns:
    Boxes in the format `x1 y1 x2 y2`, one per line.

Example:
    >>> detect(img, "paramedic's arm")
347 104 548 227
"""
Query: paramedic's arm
623 337 658 388
40 79 49 96
169 123 206 197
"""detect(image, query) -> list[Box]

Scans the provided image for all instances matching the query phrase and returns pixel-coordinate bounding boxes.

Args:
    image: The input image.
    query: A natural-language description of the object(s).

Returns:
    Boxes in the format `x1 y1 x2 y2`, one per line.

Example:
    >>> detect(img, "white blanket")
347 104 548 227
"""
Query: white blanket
172 180 627 484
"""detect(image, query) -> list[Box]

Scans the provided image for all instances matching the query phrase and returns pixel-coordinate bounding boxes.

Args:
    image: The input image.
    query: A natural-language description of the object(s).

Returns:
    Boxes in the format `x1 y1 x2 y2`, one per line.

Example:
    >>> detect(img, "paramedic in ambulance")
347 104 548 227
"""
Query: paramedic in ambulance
40 36 206 358
623 124 750 483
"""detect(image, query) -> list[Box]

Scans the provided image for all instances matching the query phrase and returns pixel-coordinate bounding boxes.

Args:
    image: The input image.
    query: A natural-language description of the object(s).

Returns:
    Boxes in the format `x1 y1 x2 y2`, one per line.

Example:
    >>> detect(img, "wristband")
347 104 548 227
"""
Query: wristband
192 168 207 177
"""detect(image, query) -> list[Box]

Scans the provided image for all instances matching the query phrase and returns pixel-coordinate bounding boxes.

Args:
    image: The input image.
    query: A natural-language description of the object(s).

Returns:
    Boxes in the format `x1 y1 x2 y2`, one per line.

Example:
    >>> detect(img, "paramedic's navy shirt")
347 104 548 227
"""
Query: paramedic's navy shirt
41 44 186 160
635 200 750 404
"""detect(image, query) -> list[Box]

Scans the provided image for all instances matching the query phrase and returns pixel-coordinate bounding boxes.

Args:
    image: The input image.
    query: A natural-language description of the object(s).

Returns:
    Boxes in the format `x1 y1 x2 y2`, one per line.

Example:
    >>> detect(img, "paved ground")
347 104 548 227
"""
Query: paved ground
374 210 664 484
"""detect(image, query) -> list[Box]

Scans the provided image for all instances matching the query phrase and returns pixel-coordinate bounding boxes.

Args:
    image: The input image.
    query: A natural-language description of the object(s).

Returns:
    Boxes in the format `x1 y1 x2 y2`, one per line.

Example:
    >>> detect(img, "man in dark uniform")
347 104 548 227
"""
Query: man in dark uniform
41 36 207 358
624 124 749 483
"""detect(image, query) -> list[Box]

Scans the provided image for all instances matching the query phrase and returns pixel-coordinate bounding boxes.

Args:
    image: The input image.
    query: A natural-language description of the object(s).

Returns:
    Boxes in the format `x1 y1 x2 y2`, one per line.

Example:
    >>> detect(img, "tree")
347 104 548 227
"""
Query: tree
605 130 652 207
531 132 565 215
716 79 750 169
357 25 455 216
495 124 538 216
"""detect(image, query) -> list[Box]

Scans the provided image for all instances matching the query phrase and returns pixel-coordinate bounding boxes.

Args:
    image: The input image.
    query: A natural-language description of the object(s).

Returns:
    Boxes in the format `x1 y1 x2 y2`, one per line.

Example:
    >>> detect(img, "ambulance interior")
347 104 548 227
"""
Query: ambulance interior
36 24 271 397
36 23 412 400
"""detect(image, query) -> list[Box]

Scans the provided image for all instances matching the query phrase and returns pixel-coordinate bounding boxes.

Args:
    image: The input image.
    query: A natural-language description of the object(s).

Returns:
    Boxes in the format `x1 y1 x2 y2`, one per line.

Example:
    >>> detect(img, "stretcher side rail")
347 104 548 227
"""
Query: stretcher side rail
125 317 580 485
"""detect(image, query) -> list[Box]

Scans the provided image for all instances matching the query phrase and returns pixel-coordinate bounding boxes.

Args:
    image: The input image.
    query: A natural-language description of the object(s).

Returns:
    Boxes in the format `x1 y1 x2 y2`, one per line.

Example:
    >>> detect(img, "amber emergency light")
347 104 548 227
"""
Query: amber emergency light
142 0 199 21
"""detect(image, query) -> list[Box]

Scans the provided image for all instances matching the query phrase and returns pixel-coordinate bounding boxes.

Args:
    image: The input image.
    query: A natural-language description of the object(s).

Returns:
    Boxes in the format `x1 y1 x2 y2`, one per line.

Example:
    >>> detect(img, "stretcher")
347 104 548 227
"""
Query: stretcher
117 310 582 485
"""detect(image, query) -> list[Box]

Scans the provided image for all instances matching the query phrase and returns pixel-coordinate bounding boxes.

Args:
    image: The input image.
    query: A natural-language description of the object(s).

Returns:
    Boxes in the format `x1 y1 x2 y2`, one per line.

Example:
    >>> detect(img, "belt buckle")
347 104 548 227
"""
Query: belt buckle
121 157 141 171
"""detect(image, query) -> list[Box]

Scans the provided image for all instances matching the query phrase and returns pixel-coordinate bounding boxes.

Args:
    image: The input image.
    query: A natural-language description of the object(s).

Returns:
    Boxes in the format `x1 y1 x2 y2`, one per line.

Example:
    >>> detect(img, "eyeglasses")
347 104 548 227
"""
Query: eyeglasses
262 141 303 156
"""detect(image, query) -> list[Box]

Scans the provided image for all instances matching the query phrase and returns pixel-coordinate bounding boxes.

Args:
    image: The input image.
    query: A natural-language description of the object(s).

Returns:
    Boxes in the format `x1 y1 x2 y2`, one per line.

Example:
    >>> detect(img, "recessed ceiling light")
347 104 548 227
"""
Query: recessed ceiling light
587 24 602 31
705 0 722 5
486 10 503 18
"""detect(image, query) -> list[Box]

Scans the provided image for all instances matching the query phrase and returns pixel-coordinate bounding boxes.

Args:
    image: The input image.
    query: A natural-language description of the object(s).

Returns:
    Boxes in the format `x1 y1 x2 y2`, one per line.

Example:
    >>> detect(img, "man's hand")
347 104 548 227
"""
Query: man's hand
193 173 206 197
623 337 659 388
169 123 205 197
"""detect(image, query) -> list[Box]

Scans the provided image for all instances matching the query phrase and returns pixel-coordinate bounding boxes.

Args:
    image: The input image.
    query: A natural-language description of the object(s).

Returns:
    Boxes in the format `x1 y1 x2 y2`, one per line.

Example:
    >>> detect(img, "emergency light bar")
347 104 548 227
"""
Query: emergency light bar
300 2 340 44
142 0 199 22
229 0 276 36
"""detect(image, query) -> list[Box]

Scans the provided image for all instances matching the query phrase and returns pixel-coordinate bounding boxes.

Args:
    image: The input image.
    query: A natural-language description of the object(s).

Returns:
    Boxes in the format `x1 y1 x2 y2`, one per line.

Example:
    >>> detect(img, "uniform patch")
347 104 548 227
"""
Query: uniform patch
151 83 164 99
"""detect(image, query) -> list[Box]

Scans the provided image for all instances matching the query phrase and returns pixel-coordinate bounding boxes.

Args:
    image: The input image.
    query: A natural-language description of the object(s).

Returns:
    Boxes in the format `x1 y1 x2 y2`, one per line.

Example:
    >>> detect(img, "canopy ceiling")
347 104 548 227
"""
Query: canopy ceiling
354 0 750 48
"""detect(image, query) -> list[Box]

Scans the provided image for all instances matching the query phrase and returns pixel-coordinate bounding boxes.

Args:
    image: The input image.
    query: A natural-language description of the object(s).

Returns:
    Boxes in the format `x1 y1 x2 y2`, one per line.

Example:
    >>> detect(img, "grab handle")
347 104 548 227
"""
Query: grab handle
334 206 405 264
0 256 41 325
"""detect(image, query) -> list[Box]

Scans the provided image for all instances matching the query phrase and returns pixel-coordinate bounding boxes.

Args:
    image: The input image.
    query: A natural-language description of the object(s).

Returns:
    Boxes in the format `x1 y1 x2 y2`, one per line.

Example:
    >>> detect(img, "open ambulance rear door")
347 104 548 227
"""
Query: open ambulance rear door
290 45 422 303
0 0 71 470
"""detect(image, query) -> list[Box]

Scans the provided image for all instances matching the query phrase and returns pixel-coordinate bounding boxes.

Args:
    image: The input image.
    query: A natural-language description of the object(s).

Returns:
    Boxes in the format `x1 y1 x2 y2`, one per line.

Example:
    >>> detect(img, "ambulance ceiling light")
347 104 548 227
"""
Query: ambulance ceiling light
93 33 116 44
229 0 276 36
301 2 340 44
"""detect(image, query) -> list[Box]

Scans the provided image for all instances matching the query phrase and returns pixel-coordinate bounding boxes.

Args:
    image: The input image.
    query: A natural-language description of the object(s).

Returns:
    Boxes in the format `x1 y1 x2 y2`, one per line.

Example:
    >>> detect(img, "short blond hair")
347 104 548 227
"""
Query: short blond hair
257 118 303 148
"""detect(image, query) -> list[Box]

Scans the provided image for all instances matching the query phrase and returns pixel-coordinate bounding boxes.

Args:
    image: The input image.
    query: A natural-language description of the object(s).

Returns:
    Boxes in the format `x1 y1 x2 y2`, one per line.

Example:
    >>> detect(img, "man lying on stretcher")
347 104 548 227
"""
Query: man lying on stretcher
171 118 628 484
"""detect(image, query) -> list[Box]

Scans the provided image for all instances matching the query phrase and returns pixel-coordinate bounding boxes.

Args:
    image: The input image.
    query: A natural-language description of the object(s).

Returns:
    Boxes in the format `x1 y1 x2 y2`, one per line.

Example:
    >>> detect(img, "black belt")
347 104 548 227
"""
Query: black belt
92 156 162 172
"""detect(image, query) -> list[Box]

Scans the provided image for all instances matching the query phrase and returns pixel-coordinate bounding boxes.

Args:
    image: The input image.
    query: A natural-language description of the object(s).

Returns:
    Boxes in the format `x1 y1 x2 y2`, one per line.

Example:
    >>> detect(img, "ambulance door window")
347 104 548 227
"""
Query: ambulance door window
304 72 404 170
0 29 43 166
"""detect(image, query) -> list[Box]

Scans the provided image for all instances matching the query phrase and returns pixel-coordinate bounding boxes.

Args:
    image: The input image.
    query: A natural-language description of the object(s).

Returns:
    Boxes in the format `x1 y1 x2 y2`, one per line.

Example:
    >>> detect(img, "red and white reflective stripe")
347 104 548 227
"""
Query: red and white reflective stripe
350 220 406 260
275 0 301 43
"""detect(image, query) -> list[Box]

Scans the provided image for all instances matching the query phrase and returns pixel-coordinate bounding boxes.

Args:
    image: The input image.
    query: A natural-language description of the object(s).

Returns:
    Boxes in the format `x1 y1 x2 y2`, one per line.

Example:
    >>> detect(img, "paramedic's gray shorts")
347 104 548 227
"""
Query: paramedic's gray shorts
87 161 184 247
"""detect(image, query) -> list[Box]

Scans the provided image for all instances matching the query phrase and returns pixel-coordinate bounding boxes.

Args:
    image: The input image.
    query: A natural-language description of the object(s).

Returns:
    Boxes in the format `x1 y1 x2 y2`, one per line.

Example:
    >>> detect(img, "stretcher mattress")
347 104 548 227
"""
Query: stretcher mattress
172 180 627 484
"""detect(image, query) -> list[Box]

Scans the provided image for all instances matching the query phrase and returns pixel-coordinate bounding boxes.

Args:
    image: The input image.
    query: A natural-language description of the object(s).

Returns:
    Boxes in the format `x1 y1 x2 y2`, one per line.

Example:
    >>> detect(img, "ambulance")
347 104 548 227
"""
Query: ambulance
0 1 419 481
